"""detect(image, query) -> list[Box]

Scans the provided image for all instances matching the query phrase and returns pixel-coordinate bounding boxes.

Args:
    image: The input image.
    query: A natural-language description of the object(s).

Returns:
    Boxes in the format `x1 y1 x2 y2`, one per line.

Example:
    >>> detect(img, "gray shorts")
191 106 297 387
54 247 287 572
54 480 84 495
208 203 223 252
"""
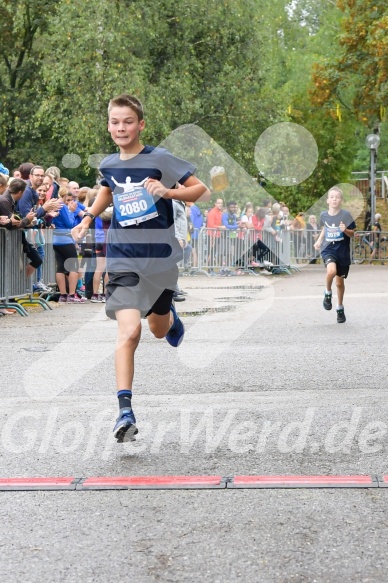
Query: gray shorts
105 267 178 319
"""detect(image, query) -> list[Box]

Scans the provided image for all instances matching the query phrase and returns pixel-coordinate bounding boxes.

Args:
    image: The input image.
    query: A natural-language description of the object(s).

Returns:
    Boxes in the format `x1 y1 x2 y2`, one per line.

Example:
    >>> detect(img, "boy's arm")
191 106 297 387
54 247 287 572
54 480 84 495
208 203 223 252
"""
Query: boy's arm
340 223 355 238
71 186 113 240
314 227 325 248
146 175 211 203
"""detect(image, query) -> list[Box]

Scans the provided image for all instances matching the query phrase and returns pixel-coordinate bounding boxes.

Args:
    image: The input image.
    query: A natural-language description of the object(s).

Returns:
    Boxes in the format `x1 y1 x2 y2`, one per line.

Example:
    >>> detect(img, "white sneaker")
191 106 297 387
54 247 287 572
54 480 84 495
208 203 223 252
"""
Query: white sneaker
34 281 50 292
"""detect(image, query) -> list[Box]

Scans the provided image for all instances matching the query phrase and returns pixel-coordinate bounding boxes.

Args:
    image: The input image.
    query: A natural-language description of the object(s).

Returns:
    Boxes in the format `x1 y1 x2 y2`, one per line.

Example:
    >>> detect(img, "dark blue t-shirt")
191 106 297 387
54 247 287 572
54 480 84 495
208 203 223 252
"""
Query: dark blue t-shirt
99 146 195 275
319 209 356 265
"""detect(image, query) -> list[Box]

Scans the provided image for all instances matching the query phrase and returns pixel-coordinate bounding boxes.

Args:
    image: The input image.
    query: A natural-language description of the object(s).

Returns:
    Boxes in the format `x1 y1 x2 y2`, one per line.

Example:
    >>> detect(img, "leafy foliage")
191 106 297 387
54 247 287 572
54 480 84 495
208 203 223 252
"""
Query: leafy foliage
310 0 388 125
0 0 60 164
0 0 385 210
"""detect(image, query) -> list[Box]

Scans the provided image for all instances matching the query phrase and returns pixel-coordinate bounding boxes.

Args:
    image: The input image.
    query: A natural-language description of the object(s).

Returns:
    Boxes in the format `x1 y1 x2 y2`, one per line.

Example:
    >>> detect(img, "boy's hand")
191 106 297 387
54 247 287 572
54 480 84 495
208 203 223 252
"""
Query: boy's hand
145 178 168 198
72 222 89 242
313 240 321 250
339 221 346 232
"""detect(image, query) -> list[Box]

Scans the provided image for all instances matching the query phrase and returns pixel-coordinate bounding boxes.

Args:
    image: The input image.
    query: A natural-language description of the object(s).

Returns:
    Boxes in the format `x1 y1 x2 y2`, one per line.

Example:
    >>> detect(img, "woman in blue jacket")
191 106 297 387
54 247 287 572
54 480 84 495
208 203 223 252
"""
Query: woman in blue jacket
52 191 87 303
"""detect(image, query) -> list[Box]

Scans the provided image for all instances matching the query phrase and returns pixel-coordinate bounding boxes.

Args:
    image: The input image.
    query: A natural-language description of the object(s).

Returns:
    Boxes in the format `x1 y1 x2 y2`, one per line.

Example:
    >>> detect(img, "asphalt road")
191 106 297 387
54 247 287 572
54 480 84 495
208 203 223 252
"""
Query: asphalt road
1 264 388 582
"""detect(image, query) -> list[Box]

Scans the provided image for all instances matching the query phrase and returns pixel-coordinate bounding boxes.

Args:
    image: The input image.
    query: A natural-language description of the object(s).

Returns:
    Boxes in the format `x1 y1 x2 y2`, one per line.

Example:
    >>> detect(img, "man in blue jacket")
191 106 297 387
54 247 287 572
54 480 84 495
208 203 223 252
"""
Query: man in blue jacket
189 201 203 268
222 201 239 268
16 166 61 219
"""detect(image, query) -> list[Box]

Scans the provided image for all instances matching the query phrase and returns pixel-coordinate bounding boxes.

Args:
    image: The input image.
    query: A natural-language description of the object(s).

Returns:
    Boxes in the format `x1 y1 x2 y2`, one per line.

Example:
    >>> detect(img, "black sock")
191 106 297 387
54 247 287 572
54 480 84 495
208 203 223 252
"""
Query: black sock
117 390 132 409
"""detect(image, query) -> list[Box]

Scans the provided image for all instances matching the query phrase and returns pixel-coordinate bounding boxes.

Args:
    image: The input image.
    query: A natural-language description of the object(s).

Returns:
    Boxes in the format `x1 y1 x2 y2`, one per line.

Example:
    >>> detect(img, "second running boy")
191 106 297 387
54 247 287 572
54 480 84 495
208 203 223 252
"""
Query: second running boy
314 186 355 323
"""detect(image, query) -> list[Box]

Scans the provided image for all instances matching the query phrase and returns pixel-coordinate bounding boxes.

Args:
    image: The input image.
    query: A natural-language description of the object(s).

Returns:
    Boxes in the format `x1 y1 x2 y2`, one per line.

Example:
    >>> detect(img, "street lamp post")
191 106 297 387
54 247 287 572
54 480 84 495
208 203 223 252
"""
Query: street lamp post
366 133 380 231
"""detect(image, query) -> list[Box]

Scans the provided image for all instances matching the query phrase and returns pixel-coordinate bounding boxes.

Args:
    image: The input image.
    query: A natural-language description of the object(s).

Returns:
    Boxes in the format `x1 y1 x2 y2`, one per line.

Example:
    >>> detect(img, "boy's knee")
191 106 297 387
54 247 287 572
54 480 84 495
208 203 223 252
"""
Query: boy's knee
149 323 169 339
152 330 167 339
117 325 141 346
148 318 170 339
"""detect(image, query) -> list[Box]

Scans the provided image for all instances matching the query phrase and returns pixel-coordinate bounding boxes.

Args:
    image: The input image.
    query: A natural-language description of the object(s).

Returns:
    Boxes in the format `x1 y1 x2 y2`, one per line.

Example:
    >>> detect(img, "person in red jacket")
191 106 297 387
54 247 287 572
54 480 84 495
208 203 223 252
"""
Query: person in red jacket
206 198 225 273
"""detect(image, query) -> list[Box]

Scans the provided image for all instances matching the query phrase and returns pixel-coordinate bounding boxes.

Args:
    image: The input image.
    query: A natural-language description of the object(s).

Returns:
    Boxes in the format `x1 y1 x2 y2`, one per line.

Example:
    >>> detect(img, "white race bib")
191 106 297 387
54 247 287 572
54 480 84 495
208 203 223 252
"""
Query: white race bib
325 224 344 242
113 177 159 227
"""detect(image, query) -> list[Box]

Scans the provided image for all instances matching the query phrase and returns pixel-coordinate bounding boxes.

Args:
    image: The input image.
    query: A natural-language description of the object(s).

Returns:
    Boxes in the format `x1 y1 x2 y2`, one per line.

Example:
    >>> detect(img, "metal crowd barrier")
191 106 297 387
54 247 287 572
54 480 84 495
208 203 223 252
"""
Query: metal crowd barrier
290 229 321 264
0 228 55 316
40 228 57 285
352 231 388 264
182 227 293 275
4 224 385 318
0 228 30 315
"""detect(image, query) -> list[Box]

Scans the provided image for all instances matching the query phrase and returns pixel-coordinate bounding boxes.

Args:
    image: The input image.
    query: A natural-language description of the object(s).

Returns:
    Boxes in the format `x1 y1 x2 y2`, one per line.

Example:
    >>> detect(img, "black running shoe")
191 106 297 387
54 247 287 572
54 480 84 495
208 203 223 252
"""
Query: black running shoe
336 308 346 323
323 293 332 310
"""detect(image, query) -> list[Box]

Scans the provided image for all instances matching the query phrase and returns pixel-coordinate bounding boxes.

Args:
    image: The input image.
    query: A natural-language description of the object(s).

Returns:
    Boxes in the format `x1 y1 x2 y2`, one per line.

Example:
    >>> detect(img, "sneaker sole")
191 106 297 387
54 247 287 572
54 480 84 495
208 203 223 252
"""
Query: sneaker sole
114 423 139 443
323 301 332 311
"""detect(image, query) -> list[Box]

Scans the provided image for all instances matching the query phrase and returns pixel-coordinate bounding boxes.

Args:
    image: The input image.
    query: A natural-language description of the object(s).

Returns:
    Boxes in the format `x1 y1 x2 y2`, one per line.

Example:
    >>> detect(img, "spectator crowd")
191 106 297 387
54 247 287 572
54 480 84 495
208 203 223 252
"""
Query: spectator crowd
1 160 386 314
0 162 107 314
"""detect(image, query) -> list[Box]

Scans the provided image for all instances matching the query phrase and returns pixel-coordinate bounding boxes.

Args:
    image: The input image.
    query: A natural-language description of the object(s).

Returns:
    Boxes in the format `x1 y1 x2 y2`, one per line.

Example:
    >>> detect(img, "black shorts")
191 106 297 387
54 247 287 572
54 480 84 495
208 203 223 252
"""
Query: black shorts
23 240 43 269
323 255 349 278
105 266 178 320
53 243 79 274
95 243 106 258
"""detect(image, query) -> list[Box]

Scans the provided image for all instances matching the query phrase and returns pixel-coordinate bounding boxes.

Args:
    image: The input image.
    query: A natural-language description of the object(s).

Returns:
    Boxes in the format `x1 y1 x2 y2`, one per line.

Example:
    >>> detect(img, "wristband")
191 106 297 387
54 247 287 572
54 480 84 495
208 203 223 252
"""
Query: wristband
83 212 95 221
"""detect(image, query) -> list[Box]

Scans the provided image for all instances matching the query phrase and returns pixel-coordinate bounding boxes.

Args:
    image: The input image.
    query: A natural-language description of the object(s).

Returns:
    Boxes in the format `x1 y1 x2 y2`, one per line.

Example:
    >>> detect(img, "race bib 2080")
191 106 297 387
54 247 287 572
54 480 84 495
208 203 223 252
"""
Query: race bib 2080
112 176 159 227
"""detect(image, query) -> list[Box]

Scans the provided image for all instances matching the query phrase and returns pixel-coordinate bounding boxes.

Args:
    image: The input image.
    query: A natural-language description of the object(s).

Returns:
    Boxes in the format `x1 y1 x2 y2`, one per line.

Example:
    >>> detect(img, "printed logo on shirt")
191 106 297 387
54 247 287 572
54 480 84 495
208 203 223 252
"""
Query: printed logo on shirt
324 223 344 242
112 176 159 227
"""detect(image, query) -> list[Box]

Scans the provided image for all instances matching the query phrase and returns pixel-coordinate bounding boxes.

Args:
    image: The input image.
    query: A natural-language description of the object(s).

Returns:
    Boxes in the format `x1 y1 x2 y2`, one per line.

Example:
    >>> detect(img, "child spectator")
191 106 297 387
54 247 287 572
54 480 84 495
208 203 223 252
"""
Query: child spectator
52 190 87 303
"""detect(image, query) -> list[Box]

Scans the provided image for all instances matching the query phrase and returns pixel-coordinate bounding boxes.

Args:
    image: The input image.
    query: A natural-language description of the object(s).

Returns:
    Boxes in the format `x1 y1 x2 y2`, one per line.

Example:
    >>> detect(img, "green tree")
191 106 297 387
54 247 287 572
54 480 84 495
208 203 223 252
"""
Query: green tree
38 0 282 180
0 0 60 166
254 0 361 212
310 0 388 125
